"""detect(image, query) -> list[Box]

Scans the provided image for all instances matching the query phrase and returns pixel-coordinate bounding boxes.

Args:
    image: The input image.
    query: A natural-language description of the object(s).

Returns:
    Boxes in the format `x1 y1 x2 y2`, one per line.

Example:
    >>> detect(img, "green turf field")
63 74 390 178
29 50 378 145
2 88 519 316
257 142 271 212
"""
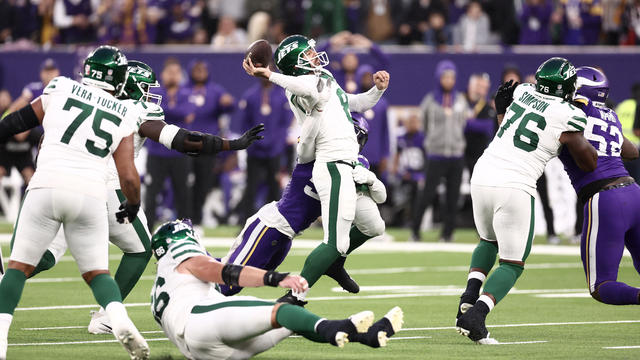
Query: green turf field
1 226 639 359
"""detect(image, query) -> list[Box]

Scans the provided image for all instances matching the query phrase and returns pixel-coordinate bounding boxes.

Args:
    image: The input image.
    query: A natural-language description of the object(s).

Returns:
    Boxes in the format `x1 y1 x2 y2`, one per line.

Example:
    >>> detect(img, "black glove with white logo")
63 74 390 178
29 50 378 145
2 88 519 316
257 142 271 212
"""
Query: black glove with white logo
115 201 140 224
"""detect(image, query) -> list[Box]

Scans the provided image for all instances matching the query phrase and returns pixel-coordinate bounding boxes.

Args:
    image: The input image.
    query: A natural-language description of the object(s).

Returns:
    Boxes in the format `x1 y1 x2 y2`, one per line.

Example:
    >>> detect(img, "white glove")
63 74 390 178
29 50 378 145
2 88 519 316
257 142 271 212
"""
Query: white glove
352 166 376 185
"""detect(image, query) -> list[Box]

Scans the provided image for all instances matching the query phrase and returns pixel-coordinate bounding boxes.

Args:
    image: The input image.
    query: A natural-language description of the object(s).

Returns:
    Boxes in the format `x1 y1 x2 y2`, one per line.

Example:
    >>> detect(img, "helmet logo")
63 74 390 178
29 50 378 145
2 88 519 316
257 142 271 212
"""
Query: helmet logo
278 41 298 62
154 247 166 258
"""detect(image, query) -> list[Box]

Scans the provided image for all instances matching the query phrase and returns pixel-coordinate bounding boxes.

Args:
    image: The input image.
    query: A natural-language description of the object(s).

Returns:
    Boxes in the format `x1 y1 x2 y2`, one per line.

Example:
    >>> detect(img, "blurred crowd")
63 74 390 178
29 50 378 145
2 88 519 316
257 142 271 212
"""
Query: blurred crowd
2 0 640 49
3 34 640 242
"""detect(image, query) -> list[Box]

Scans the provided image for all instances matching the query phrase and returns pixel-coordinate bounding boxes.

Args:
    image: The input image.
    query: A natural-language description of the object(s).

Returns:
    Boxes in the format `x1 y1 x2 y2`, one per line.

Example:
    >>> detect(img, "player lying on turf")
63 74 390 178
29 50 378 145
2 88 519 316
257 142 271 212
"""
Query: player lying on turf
20 59 264 335
243 35 389 306
220 114 386 300
455 57 598 344
0 46 150 360
558 66 640 305
150 219 403 359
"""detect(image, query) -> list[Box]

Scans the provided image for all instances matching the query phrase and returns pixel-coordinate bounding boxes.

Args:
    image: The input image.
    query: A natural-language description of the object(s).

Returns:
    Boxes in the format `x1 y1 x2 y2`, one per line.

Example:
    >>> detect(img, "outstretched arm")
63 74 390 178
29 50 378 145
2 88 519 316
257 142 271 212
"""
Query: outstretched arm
559 131 598 172
0 97 44 143
139 120 264 155
347 71 389 112
178 255 308 292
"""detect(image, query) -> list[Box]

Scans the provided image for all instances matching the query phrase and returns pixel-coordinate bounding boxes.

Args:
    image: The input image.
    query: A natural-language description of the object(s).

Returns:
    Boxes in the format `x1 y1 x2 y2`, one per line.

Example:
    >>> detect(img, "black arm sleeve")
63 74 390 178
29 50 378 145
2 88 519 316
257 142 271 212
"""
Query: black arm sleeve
171 129 224 155
201 133 224 154
0 104 40 143
221 263 243 287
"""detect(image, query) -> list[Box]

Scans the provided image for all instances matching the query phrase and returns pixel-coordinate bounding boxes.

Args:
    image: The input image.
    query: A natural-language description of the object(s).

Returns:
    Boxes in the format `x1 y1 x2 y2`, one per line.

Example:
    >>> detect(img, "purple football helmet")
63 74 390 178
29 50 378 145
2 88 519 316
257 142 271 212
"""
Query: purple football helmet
575 66 609 104
351 112 369 152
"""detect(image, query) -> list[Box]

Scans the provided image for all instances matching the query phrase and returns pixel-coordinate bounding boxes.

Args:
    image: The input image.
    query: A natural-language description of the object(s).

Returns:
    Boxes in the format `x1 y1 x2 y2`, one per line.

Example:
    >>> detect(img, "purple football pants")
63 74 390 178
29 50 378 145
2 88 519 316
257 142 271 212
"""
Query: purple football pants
580 184 640 305
219 216 292 296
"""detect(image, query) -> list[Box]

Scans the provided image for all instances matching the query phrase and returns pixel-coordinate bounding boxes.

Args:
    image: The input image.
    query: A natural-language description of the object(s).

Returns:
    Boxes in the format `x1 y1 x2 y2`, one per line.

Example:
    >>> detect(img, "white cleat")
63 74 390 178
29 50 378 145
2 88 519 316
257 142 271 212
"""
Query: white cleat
377 306 404 347
88 308 113 334
349 310 375 333
476 336 499 345
114 328 150 360
384 306 404 334
334 331 350 348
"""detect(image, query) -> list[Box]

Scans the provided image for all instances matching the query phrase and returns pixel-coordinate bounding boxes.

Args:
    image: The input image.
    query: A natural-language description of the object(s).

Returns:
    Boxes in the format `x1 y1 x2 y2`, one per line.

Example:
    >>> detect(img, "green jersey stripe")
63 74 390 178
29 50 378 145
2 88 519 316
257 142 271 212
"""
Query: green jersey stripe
169 241 196 253
172 249 204 260
191 300 275 314
572 116 587 124
115 190 151 251
567 121 585 131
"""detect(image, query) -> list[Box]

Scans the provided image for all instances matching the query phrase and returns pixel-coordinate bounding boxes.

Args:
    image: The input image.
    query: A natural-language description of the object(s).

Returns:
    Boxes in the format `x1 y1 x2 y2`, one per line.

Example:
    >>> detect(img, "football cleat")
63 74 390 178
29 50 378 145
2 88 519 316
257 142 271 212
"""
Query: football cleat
456 305 493 344
324 257 360 293
354 306 403 348
456 291 479 320
349 310 375 333
276 290 308 307
88 308 113 334
114 326 150 360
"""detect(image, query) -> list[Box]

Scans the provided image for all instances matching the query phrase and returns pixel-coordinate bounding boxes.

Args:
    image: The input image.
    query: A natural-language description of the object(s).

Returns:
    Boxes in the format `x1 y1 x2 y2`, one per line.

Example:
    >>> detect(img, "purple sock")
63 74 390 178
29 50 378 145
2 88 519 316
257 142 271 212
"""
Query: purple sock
596 281 640 305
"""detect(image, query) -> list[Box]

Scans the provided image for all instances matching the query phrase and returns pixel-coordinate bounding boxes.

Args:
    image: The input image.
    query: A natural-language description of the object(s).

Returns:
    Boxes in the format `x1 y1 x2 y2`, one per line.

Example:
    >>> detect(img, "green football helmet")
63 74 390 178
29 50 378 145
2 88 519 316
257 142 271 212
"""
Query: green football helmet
81 45 128 95
119 60 162 105
534 57 577 101
151 219 199 260
274 34 329 76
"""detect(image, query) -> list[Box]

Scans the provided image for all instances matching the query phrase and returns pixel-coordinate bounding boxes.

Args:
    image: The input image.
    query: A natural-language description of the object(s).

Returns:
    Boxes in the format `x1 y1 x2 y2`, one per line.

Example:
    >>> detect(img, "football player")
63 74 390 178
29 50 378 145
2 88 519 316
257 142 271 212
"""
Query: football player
558 67 640 305
220 114 386 299
0 46 149 359
22 59 264 334
455 57 598 343
150 218 403 359
243 35 389 304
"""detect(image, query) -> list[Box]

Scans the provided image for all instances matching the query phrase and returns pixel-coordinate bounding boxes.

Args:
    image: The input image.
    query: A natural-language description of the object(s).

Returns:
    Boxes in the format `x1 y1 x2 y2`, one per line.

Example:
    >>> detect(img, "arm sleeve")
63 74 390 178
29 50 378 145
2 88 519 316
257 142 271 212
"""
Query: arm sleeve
368 178 387 204
346 86 385 112
269 72 320 99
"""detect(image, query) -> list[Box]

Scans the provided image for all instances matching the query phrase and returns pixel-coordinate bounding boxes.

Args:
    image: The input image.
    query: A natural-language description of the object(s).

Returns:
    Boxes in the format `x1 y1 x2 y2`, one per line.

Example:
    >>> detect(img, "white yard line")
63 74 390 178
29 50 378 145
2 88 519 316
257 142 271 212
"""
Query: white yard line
22 326 85 331
403 319 640 331
3 235 630 257
493 341 548 345
603 345 640 349
389 336 432 340
8 338 169 347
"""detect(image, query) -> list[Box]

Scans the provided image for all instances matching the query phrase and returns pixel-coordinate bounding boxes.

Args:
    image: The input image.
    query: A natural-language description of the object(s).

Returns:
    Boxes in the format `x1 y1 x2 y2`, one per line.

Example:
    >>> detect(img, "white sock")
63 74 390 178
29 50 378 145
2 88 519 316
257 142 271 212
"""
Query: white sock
478 295 495 312
468 271 486 283
292 288 309 301
0 314 12 341
104 302 132 334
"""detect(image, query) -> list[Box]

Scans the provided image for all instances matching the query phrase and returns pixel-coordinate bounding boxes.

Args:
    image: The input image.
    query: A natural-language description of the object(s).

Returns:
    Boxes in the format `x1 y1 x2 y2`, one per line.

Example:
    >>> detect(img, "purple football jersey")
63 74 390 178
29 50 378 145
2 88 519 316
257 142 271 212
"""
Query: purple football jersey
23 82 44 99
397 131 426 182
559 101 629 193
276 162 321 233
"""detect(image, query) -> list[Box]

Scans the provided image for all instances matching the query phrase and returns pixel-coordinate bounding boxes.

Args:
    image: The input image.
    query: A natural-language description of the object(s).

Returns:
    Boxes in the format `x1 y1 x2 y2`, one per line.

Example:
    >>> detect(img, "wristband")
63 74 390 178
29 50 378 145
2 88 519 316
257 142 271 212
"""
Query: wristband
263 270 289 287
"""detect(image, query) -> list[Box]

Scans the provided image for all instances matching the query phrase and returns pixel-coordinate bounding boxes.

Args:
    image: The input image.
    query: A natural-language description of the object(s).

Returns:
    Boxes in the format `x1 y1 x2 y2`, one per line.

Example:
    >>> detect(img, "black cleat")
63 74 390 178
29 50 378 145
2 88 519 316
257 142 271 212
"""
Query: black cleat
276 290 308 307
456 291 479 320
455 303 496 344
351 306 403 348
324 256 360 293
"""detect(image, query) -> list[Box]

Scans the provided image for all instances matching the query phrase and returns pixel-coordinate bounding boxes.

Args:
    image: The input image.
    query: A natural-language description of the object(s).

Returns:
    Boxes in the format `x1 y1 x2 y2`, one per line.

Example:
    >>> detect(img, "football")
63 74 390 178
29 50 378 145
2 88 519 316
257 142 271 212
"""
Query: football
245 39 272 68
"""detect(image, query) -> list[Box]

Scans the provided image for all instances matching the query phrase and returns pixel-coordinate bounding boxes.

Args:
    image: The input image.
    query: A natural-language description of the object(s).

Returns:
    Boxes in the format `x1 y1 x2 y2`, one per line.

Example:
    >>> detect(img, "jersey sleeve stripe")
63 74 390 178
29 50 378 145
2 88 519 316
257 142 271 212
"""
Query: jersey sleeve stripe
145 112 164 117
168 241 195 252
567 121 585 131
172 248 205 260
572 116 587 124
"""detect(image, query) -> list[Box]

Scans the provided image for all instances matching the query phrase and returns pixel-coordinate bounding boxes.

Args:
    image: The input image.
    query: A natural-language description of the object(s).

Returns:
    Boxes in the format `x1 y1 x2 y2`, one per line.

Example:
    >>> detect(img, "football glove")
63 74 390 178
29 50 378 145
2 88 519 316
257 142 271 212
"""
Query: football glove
229 124 265 150
352 166 376 186
115 200 140 224
494 80 518 115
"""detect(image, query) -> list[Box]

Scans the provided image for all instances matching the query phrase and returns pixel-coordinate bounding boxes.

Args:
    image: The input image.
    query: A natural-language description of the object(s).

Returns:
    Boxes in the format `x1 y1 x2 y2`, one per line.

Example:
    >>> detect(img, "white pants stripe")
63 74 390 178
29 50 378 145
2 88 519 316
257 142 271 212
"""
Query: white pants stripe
587 193 600 293
232 216 267 265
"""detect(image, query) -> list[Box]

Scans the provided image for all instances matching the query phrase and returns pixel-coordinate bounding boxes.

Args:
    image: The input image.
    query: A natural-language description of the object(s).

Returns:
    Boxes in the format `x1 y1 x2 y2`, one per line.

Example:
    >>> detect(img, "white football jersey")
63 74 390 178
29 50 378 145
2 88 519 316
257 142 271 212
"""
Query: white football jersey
106 99 164 189
471 83 587 196
29 76 138 200
151 240 221 355
287 70 359 163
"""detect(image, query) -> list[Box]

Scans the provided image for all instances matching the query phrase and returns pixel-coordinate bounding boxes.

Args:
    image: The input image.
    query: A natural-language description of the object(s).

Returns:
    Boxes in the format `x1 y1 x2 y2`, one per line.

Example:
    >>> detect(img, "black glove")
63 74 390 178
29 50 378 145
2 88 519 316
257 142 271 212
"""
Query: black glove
494 80 519 115
115 201 140 224
264 270 289 287
229 124 265 150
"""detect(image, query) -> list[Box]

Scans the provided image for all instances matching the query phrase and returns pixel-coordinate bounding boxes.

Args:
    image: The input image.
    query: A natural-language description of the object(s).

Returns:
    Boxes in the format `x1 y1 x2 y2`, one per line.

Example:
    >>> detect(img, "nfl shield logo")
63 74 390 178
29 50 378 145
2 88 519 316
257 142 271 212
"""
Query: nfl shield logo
107 69 113 76
84 65 90 75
